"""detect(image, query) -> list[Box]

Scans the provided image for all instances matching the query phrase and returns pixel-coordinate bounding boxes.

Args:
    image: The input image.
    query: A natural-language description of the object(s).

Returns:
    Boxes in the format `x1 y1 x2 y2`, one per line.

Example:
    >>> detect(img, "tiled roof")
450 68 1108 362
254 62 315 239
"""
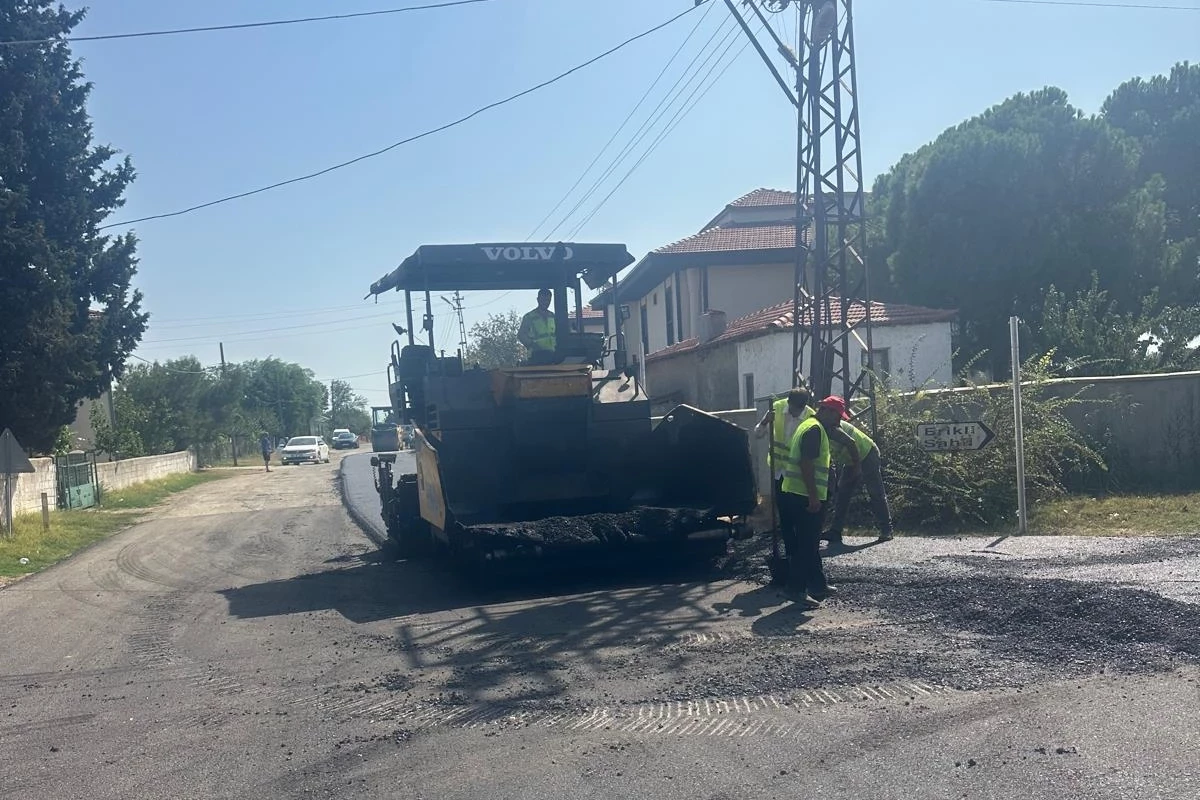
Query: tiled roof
714 299 956 344
570 306 605 320
645 338 699 363
654 220 809 255
728 188 798 207
644 299 956 362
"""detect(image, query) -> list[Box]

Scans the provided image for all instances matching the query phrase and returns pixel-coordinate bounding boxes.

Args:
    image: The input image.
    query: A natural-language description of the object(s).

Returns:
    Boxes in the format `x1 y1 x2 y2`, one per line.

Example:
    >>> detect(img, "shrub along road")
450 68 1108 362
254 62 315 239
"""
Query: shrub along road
0 453 1198 798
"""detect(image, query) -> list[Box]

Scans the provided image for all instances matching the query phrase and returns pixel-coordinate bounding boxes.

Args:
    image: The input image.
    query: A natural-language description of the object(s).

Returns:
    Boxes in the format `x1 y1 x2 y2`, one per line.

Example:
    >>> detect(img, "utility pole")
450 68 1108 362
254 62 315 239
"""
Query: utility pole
442 290 467 352
724 0 876 434
220 342 238 466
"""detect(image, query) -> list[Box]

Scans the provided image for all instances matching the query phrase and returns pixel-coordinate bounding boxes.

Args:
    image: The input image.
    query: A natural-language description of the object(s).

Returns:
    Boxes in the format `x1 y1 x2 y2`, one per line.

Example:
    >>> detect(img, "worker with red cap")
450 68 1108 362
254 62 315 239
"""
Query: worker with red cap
822 402 893 546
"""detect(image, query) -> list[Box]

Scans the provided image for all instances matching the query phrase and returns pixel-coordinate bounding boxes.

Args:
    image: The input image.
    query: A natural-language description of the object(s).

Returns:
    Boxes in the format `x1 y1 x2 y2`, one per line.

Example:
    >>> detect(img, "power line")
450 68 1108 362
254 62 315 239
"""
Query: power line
974 0 1200 9
98 5 703 231
525 0 717 242
541 17 738 241
141 310 399 344
149 299 405 330
568 21 756 238
0 0 494 47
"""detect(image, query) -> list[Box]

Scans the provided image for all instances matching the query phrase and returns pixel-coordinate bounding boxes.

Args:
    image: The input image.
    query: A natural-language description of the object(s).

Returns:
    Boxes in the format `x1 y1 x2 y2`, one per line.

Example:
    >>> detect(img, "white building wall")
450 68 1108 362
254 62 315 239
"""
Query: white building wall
704 263 794 326
850 322 954 389
736 321 954 408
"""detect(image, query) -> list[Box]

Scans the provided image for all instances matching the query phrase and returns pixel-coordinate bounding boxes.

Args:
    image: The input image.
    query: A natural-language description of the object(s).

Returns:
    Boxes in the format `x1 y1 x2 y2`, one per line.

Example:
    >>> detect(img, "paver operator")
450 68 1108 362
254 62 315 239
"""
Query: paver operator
823 414 894 544
518 288 556 362
778 396 850 606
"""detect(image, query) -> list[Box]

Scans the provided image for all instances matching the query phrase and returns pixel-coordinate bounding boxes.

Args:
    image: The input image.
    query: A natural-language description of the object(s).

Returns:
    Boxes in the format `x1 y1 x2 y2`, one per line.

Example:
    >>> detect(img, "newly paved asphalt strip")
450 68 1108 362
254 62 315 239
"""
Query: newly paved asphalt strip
339 450 416 546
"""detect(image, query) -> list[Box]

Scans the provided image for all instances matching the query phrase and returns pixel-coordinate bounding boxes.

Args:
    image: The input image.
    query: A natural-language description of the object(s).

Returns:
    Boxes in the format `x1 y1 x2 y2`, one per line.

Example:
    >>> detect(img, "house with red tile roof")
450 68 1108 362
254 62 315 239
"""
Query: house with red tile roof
591 189 956 411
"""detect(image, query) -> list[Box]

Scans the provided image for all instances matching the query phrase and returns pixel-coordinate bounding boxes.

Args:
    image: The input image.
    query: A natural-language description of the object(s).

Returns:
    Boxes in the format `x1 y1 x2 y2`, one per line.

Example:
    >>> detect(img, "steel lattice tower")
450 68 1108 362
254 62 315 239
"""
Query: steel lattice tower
726 0 875 429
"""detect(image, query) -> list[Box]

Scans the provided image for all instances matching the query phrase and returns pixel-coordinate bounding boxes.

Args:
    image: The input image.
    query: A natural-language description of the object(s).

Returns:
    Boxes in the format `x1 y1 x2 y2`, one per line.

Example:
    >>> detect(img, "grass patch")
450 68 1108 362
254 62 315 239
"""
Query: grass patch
100 470 227 510
0 510 140 577
1028 492 1200 535
0 470 231 579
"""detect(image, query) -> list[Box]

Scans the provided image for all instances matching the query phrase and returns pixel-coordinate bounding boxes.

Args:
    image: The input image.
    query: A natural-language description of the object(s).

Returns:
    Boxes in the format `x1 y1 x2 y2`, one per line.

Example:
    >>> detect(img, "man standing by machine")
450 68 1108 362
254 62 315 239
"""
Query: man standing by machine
755 386 813 544
517 288 556 362
778 396 846 606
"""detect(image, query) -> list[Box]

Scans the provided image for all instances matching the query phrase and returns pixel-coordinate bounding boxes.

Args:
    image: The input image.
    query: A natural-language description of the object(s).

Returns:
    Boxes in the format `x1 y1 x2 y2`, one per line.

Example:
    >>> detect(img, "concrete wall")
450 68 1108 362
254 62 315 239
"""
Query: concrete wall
5 458 56 517
96 451 197 493
3 450 197 518
645 343 740 414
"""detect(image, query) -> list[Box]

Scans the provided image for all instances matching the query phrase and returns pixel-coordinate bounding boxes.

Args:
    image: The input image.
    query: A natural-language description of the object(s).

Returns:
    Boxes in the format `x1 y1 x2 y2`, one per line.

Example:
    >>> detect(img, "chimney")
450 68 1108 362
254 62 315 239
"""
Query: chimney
699 310 727 344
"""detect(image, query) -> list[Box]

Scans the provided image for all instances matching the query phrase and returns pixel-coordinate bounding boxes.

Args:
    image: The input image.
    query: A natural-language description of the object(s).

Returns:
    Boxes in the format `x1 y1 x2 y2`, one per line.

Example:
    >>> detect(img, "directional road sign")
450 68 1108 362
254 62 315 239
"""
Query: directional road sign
915 421 995 452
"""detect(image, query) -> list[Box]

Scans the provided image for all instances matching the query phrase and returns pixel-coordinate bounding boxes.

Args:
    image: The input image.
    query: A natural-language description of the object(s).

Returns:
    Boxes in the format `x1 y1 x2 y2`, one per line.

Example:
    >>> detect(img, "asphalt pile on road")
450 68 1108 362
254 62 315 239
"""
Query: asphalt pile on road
472 506 716 547
839 565 1200 674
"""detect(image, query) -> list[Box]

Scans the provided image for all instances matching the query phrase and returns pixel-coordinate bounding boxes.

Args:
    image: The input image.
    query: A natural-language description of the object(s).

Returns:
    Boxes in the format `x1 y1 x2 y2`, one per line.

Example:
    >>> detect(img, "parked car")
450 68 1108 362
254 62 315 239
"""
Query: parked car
332 430 359 450
281 435 330 465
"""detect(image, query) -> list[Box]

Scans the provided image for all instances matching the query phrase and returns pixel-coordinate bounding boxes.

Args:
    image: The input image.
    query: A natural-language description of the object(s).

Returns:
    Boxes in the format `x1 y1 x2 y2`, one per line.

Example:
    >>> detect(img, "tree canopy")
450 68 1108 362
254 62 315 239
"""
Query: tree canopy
92 357 330 463
463 311 525 369
329 379 369 433
871 64 1200 377
0 1 147 452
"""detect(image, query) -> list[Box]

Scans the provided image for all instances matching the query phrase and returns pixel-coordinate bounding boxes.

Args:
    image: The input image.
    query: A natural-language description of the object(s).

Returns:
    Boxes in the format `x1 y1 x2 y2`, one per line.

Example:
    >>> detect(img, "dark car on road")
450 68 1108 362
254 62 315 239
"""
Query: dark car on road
332 430 359 450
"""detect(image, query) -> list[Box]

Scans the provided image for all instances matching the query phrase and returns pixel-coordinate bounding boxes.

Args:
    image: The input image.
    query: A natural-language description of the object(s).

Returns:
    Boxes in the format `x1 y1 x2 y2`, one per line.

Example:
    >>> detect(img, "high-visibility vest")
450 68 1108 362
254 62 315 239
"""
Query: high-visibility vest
769 398 814 468
832 420 875 465
522 310 556 352
782 416 830 500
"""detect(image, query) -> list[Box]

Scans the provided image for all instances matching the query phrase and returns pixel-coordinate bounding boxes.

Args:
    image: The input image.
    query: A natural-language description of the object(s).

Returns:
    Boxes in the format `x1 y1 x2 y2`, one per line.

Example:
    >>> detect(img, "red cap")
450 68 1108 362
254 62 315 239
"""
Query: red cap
819 395 851 420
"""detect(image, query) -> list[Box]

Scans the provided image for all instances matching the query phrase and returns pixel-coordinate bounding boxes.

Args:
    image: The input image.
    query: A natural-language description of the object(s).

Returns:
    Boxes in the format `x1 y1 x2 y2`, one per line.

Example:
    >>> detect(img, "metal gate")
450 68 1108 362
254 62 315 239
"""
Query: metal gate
56 451 98 509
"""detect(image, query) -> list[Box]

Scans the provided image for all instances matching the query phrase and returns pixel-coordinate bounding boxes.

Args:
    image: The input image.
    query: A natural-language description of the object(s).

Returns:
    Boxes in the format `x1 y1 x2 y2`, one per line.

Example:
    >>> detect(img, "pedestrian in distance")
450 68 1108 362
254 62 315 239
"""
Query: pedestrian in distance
260 433 273 473
820 406 894 544
777 396 845 608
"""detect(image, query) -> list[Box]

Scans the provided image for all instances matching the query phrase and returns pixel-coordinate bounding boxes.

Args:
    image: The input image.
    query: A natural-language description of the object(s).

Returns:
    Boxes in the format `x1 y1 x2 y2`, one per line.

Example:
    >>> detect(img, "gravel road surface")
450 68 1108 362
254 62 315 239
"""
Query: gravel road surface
1 454 1199 798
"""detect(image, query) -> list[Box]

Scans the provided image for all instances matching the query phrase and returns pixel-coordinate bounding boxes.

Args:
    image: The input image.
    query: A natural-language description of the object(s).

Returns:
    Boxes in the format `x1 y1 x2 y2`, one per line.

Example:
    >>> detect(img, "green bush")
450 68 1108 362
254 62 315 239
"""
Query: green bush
870 353 1108 530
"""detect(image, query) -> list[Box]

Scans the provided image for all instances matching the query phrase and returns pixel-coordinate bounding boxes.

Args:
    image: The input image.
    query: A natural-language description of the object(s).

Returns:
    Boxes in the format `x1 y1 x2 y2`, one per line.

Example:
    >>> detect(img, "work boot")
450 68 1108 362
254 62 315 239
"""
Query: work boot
878 531 893 541
785 588 821 609
810 585 838 601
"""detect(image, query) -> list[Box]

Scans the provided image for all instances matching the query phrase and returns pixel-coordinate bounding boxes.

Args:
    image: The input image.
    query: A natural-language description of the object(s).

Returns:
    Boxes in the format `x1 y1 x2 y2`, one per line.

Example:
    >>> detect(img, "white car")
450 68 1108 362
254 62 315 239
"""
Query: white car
281 436 330 465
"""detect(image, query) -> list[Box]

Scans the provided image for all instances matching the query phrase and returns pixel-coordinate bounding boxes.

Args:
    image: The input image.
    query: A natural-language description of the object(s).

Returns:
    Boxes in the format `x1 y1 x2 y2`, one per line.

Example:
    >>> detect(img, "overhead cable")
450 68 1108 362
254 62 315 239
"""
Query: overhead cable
0 1 494 47
98 5 703 230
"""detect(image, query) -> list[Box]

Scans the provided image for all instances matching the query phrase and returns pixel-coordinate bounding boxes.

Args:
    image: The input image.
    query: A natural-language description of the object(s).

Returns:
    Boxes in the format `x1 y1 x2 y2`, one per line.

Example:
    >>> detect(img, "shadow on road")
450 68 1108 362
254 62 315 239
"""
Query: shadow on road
220 547 729 625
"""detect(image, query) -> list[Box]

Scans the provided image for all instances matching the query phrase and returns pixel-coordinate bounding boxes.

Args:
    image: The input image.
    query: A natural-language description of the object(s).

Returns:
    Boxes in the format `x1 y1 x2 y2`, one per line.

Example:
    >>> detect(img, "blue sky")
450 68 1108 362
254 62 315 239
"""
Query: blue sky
73 0 1198 408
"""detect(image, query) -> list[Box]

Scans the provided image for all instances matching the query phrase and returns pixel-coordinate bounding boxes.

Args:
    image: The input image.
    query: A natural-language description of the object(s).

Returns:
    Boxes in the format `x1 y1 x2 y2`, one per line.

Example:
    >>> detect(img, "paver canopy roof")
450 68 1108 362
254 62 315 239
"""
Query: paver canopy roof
367 243 635 296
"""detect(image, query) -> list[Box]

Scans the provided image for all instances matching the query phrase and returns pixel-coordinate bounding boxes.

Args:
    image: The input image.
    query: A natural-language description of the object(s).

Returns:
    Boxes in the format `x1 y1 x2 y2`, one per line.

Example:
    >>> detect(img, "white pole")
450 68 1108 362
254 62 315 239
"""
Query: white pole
1010 316 1028 535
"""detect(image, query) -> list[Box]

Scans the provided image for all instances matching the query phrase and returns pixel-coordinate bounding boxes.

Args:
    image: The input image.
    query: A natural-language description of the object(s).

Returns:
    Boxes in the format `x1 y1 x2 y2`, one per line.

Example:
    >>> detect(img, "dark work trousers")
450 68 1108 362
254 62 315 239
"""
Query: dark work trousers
778 492 828 597
828 448 893 538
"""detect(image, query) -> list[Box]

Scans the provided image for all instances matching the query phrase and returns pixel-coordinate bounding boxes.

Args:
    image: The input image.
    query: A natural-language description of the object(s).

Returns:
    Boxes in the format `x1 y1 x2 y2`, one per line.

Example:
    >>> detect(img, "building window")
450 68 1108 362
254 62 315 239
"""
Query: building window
639 303 649 356
743 374 755 408
665 286 676 346
862 348 891 382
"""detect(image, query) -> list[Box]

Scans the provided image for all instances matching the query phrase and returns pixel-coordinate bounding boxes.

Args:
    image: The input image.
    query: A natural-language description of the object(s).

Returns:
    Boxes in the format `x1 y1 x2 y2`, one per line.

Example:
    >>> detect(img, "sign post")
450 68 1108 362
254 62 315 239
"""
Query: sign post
0 428 36 535
915 421 995 452
1010 316 1028 535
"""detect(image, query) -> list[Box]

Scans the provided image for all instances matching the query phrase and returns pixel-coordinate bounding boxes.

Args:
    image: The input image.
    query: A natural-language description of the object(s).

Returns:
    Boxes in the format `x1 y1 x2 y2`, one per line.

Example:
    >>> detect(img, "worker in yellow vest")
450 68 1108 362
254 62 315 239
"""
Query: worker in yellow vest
754 387 814 527
824 414 893 544
518 289 557 363
778 396 847 606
